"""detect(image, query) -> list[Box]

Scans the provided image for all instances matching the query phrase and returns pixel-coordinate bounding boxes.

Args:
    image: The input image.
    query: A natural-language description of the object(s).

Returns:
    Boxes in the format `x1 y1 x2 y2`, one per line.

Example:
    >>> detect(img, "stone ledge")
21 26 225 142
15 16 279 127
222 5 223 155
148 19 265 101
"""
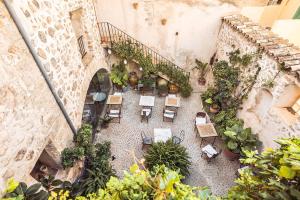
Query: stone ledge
222 14 300 75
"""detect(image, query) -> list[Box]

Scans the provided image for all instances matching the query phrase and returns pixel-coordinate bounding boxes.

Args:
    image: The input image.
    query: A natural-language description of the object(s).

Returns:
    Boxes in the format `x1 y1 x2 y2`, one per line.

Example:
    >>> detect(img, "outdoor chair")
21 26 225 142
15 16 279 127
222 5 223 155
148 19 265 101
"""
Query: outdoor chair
114 92 122 96
106 108 121 123
201 144 222 163
141 107 152 123
194 111 208 133
141 131 153 150
163 108 176 122
168 94 177 98
172 130 185 144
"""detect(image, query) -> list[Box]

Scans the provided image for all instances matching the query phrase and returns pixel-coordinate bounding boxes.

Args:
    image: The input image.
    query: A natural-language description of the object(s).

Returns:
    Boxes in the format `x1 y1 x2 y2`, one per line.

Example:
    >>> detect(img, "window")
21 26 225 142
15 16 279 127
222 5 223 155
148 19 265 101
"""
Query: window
70 8 89 59
268 0 283 5
293 6 300 19
292 98 300 116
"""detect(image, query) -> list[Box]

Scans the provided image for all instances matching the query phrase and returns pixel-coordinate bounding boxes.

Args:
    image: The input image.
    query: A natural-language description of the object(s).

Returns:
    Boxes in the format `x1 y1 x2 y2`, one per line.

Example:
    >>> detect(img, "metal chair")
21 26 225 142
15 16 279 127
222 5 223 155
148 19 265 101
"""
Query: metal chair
141 131 153 150
140 107 152 123
106 107 121 123
172 130 185 144
163 108 176 122
201 144 222 163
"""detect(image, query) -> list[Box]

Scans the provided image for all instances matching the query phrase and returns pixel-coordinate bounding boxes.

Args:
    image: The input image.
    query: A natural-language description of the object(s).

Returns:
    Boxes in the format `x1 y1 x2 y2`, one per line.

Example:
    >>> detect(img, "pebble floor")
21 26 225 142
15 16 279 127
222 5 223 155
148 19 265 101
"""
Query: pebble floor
95 90 239 196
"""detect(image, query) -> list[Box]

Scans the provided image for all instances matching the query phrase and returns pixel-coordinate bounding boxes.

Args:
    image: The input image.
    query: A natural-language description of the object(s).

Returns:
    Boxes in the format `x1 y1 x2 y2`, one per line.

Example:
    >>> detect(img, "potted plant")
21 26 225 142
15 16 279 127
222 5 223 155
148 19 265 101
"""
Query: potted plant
169 83 179 94
205 98 220 114
99 116 112 129
193 59 209 85
128 71 138 87
223 124 258 161
157 84 168 97
110 61 128 89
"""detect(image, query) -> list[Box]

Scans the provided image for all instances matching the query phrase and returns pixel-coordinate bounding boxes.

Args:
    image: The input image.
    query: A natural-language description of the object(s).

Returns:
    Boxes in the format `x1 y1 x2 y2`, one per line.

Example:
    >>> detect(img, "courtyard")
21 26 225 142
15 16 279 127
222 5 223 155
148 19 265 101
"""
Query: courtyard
95 90 239 195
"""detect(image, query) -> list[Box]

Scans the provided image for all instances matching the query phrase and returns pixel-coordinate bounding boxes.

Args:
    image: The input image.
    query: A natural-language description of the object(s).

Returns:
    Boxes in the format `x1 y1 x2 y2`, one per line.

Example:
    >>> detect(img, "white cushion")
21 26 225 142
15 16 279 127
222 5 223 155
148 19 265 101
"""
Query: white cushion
110 109 120 114
168 94 176 98
108 114 119 118
114 92 122 96
164 113 175 118
202 145 218 158
141 109 151 116
196 117 206 125
165 110 175 114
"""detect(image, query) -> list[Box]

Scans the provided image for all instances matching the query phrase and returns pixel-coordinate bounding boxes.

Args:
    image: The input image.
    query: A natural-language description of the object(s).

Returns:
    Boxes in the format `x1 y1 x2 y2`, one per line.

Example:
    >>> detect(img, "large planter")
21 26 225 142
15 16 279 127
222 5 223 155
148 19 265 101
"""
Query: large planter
128 72 138 87
209 104 220 114
223 149 240 161
169 83 179 94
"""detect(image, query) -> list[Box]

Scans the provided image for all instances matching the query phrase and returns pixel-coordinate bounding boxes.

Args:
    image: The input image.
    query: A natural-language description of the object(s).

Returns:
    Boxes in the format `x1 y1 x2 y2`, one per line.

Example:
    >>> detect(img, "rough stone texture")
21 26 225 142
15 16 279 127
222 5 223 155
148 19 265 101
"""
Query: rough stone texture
216 21 300 149
0 0 107 192
95 91 239 196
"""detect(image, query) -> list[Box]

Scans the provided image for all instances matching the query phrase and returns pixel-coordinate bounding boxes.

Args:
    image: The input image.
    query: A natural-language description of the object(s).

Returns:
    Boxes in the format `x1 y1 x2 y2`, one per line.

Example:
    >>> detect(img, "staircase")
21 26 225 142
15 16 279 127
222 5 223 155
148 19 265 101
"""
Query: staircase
98 22 190 79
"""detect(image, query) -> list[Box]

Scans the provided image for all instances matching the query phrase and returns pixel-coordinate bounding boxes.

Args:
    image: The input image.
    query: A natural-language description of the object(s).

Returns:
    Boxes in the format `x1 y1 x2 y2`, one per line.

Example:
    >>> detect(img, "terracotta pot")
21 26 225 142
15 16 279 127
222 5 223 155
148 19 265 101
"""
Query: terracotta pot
209 104 220 114
198 77 206 85
223 149 240 161
128 72 138 87
169 83 179 94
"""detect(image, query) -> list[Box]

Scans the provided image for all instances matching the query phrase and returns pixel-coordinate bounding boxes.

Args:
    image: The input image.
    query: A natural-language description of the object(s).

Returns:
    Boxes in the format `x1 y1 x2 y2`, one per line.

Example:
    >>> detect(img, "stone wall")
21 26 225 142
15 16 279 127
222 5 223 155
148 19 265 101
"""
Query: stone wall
10 0 108 128
216 16 300 148
0 0 108 192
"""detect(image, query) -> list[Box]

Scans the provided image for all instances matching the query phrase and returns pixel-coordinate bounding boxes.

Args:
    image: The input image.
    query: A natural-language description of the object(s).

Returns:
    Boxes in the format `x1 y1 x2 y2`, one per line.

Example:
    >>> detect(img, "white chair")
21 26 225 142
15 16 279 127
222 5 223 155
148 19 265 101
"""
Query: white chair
114 92 122 96
168 94 177 98
141 108 152 123
201 144 221 163
107 109 121 123
163 109 175 122
196 117 206 125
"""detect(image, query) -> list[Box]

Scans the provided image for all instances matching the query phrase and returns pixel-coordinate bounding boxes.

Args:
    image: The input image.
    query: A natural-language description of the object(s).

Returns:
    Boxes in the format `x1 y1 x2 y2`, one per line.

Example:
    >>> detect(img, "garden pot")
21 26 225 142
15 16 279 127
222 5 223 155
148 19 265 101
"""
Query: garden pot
223 149 240 161
128 72 138 87
169 83 179 94
198 77 206 85
209 104 220 114
158 90 168 97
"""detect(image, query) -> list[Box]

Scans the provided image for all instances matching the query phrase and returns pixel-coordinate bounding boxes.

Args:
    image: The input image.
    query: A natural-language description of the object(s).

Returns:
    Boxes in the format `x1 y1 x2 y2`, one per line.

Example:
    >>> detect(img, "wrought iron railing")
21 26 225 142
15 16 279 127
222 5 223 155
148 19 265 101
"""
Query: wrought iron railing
98 22 190 79
77 35 87 58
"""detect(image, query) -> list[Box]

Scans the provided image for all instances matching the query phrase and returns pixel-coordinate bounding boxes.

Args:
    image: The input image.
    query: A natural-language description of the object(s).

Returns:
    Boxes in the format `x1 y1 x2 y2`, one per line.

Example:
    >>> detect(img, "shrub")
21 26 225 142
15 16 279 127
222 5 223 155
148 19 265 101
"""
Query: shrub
227 137 300 199
144 140 191 177
61 146 85 169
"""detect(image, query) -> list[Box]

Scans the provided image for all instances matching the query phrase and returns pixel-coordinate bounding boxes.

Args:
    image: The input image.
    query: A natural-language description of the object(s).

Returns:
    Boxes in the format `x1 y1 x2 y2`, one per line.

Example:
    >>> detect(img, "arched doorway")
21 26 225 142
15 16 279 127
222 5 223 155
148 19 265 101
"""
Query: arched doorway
82 68 111 128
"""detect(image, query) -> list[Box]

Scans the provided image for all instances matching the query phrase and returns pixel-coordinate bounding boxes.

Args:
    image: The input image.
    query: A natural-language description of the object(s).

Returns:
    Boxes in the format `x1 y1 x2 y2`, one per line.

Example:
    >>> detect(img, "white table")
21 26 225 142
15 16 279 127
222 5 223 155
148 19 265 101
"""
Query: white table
139 96 155 107
154 128 172 143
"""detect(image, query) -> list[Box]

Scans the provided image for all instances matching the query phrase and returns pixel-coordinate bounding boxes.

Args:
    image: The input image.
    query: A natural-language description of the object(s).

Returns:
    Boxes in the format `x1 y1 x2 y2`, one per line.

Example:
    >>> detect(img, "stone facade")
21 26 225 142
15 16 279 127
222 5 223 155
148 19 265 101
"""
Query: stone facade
0 0 108 192
216 16 300 148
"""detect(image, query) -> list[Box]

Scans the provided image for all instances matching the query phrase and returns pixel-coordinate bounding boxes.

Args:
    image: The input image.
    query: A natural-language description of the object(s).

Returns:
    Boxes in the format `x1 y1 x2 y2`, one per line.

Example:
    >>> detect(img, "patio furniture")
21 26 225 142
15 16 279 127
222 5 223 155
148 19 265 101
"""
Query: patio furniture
141 131 153 150
139 96 155 123
154 128 172 143
196 123 218 147
91 92 107 102
165 95 180 107
172 130 185 144
113 92 122 96
106 108 121 123
141 107 152 123
201 144 222 163
163 108 176 122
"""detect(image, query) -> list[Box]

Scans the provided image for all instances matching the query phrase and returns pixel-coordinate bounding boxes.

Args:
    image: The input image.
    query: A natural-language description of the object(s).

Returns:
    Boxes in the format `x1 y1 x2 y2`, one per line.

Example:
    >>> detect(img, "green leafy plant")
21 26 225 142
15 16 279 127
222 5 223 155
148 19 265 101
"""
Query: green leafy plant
3 180 48 200
145 140 191 177
227 137 300 200
109 61 128 87
193 59 209 84
61 146 85 169
99 115 112 129
262 79 275 88
224 124 259 155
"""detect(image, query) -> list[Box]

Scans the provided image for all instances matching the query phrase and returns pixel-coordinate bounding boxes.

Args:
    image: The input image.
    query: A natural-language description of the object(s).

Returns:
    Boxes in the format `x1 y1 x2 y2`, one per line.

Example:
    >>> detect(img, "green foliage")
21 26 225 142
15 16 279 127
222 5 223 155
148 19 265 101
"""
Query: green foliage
109 61 128 87
144 140 191 177
39 175 72 193
201 50 261 155
61 146 85 169
194 59 209 79
75 124 93 150
224 124 259 154
72 142 116 196
262 79 275 88
3 181 48 200
227 137 300 200
111 40 192 97
82 164 218 200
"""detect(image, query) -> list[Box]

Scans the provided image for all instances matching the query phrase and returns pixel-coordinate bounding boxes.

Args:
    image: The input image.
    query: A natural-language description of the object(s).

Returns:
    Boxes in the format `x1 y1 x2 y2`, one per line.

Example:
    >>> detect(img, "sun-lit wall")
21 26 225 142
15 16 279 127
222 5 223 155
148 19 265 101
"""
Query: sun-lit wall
272 19 300 48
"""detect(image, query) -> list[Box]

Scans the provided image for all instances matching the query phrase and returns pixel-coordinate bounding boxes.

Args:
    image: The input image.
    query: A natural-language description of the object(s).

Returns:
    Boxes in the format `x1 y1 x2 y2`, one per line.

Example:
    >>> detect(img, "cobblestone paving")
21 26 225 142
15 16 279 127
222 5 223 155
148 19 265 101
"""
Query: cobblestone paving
95 90 239 196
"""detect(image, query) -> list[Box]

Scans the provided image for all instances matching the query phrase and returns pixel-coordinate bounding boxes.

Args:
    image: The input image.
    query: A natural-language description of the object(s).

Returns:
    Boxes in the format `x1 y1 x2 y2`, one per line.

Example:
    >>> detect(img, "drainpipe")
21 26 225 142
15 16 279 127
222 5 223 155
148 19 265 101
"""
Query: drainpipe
3 0 77 136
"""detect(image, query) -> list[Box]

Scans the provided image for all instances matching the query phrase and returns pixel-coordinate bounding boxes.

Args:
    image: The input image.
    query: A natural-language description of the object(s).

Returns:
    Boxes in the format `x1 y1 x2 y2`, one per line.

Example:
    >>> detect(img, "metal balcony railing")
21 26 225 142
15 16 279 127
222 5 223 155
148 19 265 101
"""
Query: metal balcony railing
98 22 190 79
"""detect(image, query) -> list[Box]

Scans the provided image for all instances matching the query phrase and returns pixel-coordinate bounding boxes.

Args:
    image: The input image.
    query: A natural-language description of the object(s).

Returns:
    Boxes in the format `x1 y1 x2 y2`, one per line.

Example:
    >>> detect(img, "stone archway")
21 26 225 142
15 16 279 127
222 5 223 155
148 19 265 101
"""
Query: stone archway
82 68 111 128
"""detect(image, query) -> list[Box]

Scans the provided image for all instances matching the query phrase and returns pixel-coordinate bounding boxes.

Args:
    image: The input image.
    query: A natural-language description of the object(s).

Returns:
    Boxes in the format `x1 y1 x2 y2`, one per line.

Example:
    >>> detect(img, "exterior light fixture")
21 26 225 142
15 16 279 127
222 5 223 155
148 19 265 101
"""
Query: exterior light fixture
107 49 112 55
124 59 128 64
139 67 143 71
